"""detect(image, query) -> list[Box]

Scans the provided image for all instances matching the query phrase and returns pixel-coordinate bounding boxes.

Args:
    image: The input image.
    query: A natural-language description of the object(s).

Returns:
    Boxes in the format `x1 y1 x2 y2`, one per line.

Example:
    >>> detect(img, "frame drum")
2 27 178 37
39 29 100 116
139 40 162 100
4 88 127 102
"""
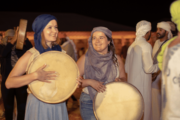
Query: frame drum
27 51 79 103
93 82 144 120
16 19 27 50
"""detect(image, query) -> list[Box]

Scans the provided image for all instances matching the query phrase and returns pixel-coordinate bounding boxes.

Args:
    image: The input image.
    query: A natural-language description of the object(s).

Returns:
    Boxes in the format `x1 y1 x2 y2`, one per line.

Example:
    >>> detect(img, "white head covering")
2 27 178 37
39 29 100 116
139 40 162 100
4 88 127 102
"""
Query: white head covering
127 20 151 55
157 21 173 39
136 20 151 39
2 29 15 45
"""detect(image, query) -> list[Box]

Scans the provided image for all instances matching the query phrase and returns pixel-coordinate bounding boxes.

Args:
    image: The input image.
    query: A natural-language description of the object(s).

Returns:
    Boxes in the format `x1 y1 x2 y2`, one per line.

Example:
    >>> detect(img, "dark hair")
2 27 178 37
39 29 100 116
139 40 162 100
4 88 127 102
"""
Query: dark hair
0 33 2 36
106 35 118 66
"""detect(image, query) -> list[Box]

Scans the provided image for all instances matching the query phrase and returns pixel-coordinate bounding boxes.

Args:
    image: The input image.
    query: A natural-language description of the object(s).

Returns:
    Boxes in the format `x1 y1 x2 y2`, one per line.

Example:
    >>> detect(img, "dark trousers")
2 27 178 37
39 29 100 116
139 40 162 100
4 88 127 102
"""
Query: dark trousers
1 81 27 120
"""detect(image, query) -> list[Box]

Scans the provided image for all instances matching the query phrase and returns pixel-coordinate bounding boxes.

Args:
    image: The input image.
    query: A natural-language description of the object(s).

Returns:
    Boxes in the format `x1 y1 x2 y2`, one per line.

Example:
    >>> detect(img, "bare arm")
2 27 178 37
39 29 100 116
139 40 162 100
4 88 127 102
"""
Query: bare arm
6 51 36 88
6 51 57 89
77 54 90 87
142 51 159 73
115 55 127 82
2 28 18 58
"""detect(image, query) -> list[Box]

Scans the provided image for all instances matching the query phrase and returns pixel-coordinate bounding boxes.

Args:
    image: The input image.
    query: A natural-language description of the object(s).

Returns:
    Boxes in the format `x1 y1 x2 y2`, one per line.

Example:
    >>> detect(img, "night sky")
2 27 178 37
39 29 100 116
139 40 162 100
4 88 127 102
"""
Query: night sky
0 0 175 30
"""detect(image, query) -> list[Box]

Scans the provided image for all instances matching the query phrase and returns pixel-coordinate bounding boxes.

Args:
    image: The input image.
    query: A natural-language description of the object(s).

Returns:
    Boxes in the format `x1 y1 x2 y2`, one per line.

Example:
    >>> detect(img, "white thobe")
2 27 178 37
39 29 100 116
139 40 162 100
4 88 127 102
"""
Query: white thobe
152 39 163 120
162 45 180 120
125 37 159 120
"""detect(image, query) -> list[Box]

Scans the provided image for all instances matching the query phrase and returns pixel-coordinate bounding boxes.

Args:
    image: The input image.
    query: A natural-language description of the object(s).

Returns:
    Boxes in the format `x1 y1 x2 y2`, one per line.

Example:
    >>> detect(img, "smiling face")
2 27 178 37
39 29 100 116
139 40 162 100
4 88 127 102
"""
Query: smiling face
156 28 167 39
92 31 110 55
43 20 58 45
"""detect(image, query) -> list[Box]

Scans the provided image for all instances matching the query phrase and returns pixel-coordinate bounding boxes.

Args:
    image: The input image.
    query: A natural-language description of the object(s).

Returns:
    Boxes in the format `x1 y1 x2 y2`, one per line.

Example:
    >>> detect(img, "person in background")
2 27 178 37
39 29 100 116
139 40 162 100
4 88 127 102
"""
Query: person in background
151 21 172 120
59 32 77 61
59 32 79 107
167 21 178 37
1 28 32 120
120 39 130 61
157 0 180 119
125 20 159 120
0 33 2 45
0 33 5 118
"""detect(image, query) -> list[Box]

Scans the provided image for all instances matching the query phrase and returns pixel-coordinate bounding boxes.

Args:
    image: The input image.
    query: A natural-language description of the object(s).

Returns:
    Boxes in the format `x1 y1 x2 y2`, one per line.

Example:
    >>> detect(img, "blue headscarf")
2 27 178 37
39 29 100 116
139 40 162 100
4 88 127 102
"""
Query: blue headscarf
32 14 61 54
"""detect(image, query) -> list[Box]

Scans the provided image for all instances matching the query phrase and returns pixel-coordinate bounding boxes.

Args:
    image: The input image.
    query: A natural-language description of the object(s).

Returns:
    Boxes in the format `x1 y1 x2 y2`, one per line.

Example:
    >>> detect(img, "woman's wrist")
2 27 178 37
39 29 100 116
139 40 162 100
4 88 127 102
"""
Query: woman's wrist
87 79 94 87
31 72 38 82
87 79 92 86
82 79 93 87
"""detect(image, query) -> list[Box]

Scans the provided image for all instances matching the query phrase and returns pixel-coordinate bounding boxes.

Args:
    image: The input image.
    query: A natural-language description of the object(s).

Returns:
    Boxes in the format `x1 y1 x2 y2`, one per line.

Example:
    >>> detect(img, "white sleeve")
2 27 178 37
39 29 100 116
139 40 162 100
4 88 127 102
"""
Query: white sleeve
163 77 180 120
162 48 180 120
142 44 159 73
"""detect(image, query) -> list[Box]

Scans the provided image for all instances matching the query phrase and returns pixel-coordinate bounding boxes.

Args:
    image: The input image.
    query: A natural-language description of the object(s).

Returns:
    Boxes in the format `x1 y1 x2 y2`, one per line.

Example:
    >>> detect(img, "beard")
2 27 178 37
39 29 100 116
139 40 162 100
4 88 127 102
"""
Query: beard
157 31 166 39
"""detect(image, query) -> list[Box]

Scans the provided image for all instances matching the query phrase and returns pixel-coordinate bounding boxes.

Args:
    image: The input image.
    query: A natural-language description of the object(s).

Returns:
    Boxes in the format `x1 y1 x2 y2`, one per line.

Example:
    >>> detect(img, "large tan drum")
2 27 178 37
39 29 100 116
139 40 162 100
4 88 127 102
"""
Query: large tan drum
93 82 144 120
16 19 27 50
27 51 78 103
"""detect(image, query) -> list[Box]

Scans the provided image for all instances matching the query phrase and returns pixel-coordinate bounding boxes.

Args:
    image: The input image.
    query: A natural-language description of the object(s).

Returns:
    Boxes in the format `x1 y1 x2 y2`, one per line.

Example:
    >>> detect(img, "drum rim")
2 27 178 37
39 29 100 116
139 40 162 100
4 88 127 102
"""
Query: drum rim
27 51 79 103
93 81 144 120
16 19 27 50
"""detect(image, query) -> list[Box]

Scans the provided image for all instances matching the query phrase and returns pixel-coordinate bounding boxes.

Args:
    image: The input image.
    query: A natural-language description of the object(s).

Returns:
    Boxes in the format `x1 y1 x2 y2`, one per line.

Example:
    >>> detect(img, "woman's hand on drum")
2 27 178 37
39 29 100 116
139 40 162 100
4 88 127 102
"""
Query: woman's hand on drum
76 76 82 88
90 80 106 93
35 64 58 83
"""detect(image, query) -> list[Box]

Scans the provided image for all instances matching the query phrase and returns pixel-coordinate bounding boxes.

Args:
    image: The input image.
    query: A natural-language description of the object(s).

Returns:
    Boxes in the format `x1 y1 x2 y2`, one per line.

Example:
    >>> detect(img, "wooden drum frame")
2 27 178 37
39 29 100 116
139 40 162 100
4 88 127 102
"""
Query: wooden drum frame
27 51 79 103
93 82 144 120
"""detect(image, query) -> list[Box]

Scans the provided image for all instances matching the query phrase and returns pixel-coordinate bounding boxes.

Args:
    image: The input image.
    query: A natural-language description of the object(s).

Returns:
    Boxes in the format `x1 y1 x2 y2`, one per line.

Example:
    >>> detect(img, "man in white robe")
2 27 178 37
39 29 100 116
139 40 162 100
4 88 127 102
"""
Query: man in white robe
160 1 180 119
152 22 173 120
125 20 159 120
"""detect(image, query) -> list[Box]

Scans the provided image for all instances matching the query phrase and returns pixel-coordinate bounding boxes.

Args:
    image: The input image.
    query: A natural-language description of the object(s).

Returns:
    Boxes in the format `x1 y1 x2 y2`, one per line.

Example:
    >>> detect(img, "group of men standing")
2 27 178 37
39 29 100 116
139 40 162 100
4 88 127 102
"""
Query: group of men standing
125 12 178 120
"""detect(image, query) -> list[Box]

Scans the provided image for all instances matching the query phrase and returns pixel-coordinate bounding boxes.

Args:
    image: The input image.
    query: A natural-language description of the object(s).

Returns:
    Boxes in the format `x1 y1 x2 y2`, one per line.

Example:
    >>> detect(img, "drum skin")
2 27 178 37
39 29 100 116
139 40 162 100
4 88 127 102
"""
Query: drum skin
93 82 144 120
16 19 27 50
27 51 79 103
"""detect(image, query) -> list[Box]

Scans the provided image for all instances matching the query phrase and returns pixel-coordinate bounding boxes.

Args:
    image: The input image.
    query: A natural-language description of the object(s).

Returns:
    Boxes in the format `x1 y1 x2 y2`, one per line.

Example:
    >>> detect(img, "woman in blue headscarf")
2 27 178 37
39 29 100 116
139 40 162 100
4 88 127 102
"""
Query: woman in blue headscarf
5 14 69 120
77 26 127 120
